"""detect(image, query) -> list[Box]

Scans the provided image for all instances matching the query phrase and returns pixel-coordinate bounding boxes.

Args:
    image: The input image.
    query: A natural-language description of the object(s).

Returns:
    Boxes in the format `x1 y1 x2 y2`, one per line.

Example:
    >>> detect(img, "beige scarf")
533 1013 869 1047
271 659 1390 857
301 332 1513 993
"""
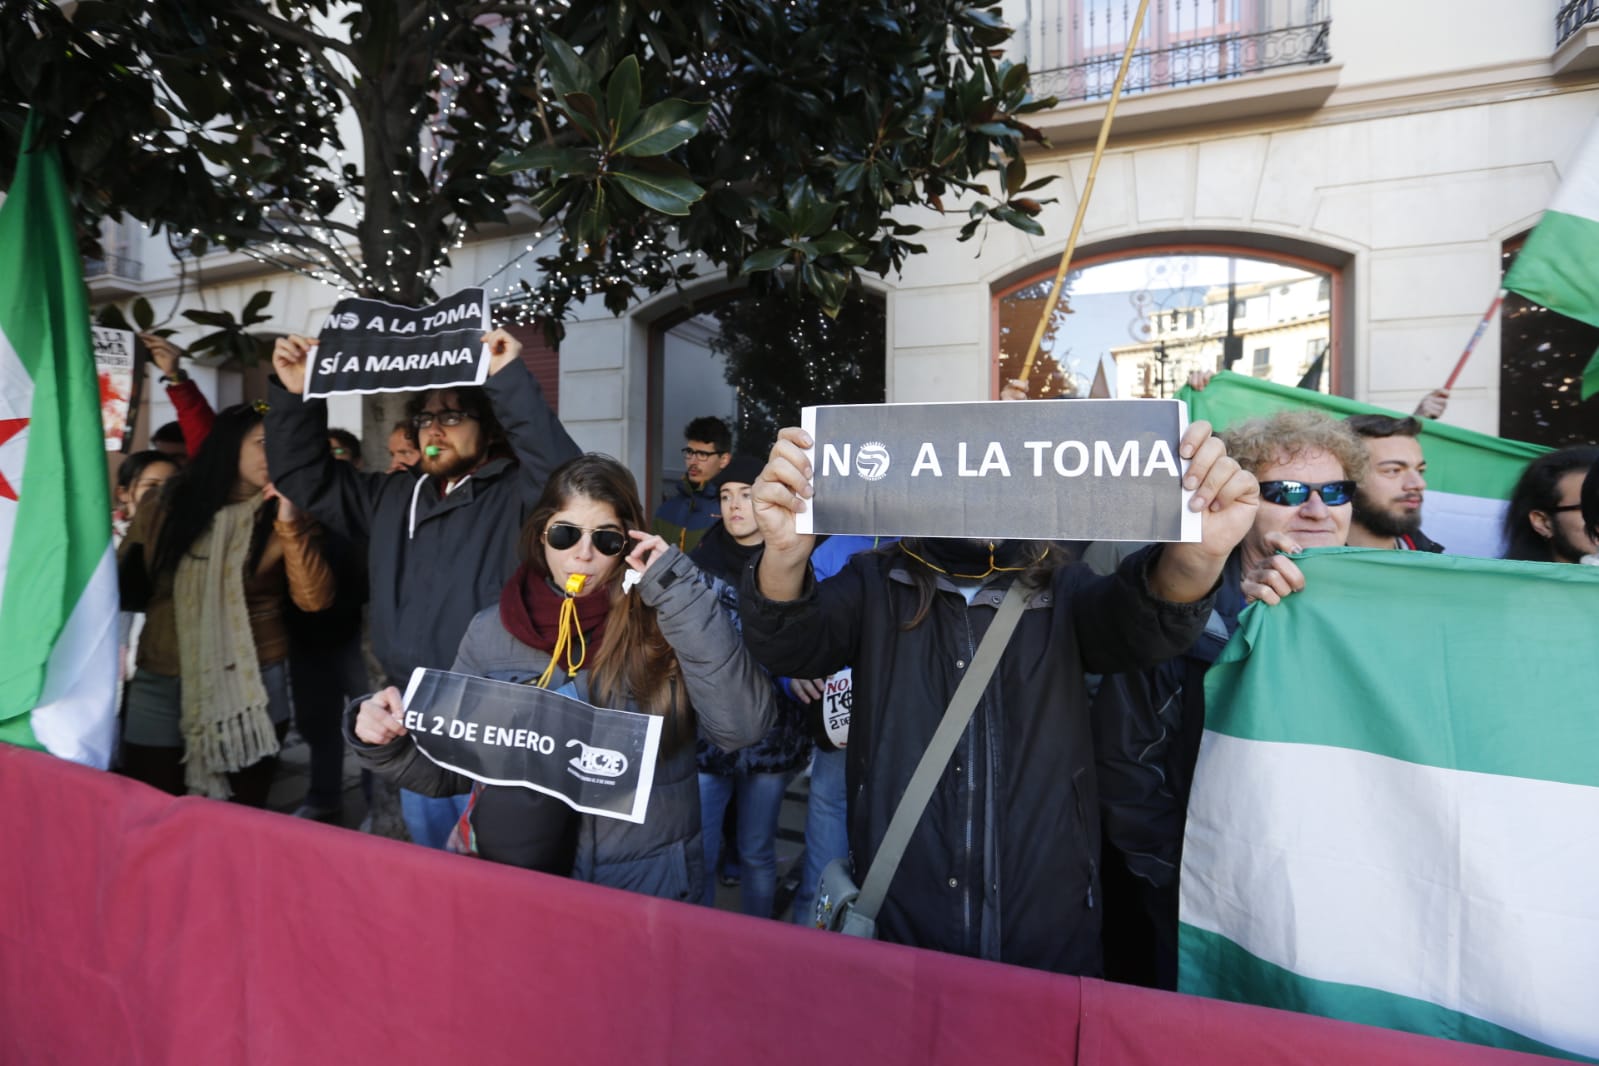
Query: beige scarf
174 493 278 799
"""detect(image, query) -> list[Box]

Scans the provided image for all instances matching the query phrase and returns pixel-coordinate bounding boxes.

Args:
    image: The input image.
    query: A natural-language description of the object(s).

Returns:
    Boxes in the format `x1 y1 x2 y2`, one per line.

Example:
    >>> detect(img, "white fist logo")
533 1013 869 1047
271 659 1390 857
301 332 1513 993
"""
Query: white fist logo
856 442 890 481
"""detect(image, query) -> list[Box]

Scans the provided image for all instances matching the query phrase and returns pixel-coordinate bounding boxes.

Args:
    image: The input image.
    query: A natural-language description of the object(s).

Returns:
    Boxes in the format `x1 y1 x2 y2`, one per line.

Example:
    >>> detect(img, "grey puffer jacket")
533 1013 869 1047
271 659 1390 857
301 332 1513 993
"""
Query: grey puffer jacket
345 547 776 903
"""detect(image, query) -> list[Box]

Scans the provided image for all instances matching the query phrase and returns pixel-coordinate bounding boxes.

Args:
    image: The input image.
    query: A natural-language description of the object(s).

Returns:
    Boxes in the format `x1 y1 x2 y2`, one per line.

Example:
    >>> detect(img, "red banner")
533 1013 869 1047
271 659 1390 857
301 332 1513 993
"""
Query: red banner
0 745 1559 1066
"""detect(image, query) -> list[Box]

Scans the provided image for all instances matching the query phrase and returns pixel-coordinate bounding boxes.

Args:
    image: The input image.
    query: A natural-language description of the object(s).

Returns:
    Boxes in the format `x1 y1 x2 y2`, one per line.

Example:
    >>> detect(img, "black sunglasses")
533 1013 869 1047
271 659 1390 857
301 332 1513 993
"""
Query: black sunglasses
544 523 628 556
412 410 477 429
1258 479 1357 507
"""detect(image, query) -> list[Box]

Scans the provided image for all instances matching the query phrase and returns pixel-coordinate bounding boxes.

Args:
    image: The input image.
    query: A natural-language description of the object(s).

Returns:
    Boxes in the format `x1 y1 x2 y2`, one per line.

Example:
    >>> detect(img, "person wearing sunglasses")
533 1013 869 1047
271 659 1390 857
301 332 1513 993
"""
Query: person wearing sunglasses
1223 409 1368 607
1501 445 1599 565
267 327 581 848
1089 408 1367 989
348 454 775 903
652 415 733 552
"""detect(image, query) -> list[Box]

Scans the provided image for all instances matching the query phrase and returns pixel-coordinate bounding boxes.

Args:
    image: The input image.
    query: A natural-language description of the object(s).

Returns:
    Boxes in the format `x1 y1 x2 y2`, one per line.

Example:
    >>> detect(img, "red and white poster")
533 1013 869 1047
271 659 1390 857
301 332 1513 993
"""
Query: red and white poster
92 326 135 451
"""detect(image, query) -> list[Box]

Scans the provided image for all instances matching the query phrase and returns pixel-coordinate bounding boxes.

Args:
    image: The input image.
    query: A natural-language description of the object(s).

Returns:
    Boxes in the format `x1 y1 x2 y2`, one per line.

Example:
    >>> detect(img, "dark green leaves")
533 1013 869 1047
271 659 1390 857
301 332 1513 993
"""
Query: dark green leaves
615 99 709 157
610 168 702 215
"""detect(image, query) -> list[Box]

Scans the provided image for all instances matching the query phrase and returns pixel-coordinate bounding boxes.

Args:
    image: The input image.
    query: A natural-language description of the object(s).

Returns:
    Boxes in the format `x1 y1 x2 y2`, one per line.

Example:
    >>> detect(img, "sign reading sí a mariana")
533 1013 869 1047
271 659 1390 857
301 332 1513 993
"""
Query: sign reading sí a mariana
304 288 490 398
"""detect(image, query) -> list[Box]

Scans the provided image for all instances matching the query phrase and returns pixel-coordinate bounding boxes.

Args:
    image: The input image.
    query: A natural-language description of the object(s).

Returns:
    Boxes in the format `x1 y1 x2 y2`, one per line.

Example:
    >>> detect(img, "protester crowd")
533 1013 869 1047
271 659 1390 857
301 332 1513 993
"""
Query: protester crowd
105 327 1599 987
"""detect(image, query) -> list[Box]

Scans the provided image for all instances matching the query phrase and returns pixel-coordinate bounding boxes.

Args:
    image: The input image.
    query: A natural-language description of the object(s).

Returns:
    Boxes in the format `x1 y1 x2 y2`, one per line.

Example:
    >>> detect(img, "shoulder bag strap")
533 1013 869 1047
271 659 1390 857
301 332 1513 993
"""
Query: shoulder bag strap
851 578 1032 924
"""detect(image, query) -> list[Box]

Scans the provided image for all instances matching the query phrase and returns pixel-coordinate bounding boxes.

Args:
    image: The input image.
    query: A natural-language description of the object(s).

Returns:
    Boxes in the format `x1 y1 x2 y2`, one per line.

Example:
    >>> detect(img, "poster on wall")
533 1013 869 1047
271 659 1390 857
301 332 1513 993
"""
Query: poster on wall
303 288 490 399
796 399 1199 543
92 326 136 451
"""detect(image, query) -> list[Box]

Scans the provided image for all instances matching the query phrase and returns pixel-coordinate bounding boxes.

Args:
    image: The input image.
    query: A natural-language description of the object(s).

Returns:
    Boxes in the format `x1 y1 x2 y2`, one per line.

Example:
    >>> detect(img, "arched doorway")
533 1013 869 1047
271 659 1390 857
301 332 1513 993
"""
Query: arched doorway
993 246 1343 400
647 288 886 505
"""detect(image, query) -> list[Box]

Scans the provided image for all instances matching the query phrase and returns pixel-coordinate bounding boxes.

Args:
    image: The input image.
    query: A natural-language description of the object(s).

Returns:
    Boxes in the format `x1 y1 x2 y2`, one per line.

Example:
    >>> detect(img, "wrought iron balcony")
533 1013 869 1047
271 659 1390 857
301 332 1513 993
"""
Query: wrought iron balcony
1026 0 1333 105
83 251 142 281
1558 0 1599 47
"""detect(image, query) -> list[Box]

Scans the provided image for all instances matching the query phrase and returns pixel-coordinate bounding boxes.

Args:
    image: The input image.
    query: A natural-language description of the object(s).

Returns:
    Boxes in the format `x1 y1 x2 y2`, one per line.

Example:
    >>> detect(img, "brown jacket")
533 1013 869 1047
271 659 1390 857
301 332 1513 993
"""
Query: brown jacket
119 498 335 676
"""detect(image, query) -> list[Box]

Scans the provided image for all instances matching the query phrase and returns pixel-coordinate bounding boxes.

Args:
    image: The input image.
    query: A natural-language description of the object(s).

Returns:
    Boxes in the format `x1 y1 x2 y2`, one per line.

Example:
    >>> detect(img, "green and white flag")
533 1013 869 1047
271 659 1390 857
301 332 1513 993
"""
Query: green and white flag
1179 372 1549 559
0 115 119 768
1503 120 1599 401
1181 548 1599 1061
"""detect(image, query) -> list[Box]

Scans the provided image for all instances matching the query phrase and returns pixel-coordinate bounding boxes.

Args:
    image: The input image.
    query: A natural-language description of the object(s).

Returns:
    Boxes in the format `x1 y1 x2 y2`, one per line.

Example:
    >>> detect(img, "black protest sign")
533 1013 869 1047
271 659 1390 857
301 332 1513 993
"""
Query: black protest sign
796 399 1198 542
303 288 489 398
401 668 663 824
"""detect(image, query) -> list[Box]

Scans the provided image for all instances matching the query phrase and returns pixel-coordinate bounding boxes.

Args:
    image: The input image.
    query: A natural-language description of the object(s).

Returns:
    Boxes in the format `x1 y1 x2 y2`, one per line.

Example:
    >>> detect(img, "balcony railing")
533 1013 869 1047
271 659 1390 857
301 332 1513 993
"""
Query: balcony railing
1027 0 1332 105
83 251 142 281
1558 0 1599 46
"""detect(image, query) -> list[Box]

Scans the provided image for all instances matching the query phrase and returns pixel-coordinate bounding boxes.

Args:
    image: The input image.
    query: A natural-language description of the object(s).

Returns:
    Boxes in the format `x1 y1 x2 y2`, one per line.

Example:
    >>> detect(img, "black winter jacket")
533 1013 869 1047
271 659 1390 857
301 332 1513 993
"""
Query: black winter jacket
689 523 813 776
265 361 580 683
739 542 1215 975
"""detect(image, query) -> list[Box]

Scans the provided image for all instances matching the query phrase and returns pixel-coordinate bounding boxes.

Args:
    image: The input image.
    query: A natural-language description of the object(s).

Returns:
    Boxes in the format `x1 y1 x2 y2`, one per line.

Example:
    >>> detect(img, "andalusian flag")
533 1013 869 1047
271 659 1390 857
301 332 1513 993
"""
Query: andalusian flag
1503 121 1599 401
1179 372 1548 559
0 115 119 767
1181 549 1599 1061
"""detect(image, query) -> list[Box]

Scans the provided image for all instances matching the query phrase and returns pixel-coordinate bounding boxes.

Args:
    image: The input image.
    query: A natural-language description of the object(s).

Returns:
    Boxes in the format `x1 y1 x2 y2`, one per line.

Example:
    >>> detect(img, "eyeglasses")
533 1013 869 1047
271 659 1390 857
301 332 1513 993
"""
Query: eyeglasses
412 410 477 429
681 447 724 460
1549 504 1584 514
544 523 628 557
1258 479 1357 507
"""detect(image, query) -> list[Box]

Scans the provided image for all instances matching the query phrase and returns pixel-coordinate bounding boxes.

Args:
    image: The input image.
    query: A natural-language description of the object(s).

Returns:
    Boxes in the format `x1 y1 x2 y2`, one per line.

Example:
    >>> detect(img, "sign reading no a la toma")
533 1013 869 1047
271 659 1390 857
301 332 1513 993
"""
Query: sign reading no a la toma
402 668 663 823
303 287 490 398
796 400 1199 543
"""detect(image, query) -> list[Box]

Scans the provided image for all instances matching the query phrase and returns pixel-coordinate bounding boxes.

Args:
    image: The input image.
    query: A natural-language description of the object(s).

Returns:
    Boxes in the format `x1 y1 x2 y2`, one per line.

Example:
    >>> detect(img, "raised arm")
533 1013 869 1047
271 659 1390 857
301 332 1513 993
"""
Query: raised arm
479 328 581 504
141 333 214 454
265 334 388 545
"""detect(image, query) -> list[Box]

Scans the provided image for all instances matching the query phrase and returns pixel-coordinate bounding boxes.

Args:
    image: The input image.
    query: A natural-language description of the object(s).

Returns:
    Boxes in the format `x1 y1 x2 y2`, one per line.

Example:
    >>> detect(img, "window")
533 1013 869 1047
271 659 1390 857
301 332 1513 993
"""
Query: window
1252 346 1272 376
993 250 1337 399
1031 0 1333 103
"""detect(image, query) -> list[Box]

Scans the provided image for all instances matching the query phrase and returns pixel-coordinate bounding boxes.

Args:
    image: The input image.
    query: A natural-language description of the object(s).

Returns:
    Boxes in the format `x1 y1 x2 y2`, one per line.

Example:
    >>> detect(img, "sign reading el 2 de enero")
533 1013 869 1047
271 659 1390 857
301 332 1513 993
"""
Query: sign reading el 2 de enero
402 668 663 824
796 399 1199 543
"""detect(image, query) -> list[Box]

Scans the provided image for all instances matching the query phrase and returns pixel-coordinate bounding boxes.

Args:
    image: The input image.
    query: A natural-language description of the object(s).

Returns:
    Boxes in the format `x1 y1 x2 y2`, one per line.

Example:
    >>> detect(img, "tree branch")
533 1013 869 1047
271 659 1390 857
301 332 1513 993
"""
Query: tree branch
222 3 359 99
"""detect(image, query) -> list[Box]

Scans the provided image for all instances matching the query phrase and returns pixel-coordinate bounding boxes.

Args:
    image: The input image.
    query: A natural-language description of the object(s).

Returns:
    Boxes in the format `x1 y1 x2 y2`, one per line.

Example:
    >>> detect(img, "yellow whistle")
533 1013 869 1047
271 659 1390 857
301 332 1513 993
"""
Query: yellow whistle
564 573 588 596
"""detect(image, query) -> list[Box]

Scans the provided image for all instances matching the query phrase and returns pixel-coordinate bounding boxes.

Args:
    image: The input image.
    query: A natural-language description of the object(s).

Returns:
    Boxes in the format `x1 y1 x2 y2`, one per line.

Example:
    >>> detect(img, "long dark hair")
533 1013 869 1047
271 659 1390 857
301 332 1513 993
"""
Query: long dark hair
150 405 276 576
1502 445 1599 561
518 455 685 733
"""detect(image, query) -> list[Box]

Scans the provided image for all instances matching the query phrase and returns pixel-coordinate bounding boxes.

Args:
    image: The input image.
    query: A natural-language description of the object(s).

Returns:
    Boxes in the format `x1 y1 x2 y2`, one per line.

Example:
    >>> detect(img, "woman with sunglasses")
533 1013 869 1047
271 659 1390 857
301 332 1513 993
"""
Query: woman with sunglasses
118 403 335 803
348 454 776 903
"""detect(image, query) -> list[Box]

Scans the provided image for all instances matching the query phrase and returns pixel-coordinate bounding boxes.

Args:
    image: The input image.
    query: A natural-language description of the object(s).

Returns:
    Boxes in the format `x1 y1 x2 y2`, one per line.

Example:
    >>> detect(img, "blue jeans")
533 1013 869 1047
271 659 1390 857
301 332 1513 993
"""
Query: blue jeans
401 789 471 850
699 770 792 918
792 748 849 926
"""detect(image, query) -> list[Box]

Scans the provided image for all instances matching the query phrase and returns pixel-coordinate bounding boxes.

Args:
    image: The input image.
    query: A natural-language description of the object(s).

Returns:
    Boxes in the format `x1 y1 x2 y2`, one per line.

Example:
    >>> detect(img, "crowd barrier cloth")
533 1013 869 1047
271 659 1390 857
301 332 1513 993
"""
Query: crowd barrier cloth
0 745 1562 1066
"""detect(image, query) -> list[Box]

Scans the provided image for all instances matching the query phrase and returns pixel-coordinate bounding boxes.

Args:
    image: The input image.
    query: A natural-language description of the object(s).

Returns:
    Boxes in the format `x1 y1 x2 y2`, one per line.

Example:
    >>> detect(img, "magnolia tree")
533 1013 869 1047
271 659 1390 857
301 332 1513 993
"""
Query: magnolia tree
2 0 1055 326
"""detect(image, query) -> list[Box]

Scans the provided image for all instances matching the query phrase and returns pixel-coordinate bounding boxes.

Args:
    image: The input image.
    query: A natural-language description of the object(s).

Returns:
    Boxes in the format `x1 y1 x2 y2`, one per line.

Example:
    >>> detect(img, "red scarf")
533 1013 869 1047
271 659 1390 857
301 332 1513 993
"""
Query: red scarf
499 563 611 655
